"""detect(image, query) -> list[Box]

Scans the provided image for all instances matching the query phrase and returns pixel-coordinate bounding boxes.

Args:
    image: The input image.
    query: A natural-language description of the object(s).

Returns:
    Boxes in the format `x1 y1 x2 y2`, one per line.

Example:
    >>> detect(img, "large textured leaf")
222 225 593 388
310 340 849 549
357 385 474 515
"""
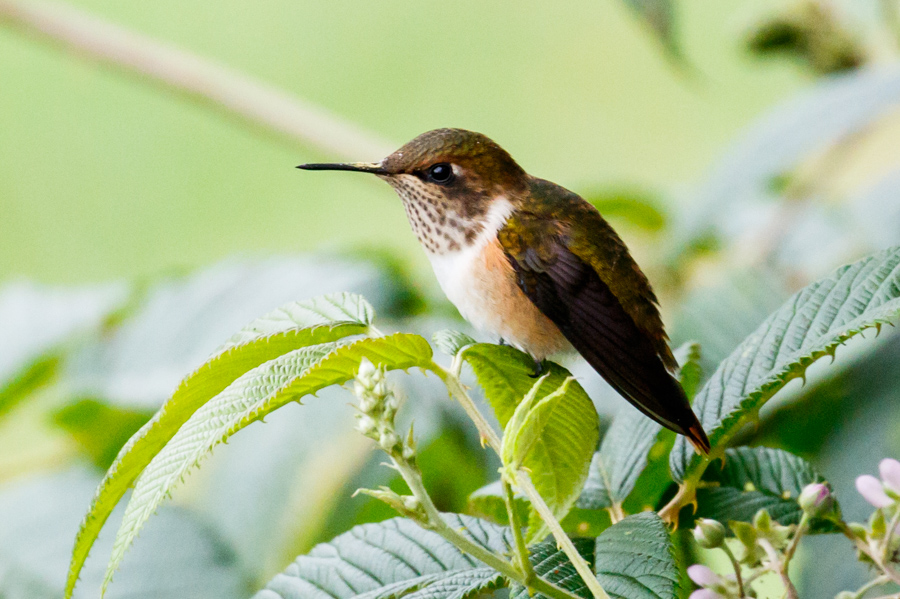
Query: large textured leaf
671 247 900 484
594 512 679 599
462 344 599 542
103 333 432 593
253 515 512 599
576 407 661 512
65 293 376 599
432 329 476 357
693 446 829 529
509 538 595 599
0 468 247 599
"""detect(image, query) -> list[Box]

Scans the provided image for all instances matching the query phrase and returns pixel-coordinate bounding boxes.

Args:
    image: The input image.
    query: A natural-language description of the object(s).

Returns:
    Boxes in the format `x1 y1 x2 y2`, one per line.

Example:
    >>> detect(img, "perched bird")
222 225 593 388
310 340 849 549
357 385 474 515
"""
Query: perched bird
298 128 710 454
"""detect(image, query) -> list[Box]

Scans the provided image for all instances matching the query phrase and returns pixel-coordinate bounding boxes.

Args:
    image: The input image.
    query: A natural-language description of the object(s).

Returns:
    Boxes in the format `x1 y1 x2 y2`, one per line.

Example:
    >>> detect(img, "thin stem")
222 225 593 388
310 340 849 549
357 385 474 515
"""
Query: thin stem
391 454 581 599
516 471 612 599
758 538 799 599
882 507 900 562
0 0 394 160
849 574 891 599
838 522 900 587
782 513 810 570
427 361 502 454
719 543 746 599
503 477 535 584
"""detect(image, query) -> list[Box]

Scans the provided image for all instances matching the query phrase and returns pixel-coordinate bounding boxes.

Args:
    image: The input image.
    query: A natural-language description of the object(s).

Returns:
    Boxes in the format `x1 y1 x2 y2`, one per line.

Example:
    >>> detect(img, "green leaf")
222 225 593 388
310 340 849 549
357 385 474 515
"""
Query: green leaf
65 293 375 599
693 446 832 529
671 246 900 484
576 406 662 512
52 399 152 469
432 329 476 357
461 344 599 543
594 512 680 599
253 515 512 599
673 341 703 401
466 480 528 525
583 189 668 233
102 333 432 593
509 537 596 599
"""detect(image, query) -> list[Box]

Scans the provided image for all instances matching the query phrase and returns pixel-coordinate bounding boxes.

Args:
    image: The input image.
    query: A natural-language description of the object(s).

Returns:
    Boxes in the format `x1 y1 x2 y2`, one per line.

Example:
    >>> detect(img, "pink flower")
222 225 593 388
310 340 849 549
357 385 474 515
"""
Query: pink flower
856 474 893 508
689 590 722 599
879 458 900 495
687 564 722 587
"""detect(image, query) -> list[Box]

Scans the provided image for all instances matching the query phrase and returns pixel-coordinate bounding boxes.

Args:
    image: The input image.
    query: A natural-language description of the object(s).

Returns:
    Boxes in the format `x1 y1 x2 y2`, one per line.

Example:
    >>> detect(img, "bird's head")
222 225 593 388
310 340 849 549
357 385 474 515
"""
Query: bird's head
298 128 528 220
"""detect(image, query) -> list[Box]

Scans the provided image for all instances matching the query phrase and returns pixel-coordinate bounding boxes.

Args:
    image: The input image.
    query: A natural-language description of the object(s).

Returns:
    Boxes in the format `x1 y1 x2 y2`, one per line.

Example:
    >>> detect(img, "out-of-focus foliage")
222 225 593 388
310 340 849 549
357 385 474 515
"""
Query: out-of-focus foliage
3 0 900 597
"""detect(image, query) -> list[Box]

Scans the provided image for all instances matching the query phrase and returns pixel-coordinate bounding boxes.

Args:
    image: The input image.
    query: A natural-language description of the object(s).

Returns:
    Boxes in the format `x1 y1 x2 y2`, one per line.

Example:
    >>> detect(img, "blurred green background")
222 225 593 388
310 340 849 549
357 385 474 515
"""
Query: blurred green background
3 0 900 597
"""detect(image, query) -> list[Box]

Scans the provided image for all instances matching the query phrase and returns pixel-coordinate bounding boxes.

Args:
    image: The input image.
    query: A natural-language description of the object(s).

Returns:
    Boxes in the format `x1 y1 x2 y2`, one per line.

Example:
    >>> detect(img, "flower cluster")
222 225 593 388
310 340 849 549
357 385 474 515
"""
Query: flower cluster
856 458 900 510
353 358 410 459
850 458 900 567
688 564 741 599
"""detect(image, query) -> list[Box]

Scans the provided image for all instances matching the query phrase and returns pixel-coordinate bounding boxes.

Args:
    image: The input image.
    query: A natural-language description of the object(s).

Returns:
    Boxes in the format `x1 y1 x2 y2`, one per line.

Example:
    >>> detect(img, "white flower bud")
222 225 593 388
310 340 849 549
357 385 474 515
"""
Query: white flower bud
693 519 726 549
357 358 376 386
379 431 400 451
372 380 388 398
402 495 420 512
355 415 377 436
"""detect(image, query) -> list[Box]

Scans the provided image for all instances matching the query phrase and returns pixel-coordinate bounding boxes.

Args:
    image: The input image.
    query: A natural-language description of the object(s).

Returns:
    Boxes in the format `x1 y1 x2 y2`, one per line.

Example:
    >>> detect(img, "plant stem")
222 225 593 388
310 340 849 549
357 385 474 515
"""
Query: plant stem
882 506 900 562
838 522 900 586
389 451 581 599
849 574 891 599
0 0 394 160
720 542 746 599
427 361 502 454
503 477 535 583
515 470 612 599
758 538 799 599
782 513 809 570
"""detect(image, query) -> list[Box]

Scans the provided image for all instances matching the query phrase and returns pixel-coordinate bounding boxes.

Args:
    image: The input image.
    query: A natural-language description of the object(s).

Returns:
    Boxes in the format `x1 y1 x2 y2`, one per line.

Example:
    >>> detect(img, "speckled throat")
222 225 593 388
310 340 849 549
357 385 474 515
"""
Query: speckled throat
384 174 490 255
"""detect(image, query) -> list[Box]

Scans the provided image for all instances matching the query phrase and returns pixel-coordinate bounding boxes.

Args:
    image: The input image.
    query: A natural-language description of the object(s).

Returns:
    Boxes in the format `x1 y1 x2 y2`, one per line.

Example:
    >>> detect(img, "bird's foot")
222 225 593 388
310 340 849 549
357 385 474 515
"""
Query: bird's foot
498 337 508 346
529 358 545 378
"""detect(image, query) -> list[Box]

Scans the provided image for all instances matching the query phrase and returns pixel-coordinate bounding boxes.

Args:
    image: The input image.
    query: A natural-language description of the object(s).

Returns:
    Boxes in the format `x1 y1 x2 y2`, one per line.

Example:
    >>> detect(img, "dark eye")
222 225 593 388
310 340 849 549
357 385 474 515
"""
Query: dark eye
426 163 454 185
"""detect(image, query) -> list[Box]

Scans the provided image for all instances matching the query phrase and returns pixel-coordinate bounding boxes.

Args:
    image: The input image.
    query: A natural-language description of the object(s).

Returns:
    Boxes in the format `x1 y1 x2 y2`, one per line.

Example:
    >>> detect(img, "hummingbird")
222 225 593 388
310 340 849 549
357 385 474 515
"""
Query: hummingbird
298 128 710 454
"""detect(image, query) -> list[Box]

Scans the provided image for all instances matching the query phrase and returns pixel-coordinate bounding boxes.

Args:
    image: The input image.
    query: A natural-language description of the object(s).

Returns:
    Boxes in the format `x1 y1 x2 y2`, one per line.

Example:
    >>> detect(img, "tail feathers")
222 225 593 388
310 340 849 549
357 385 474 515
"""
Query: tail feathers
686 421 711 455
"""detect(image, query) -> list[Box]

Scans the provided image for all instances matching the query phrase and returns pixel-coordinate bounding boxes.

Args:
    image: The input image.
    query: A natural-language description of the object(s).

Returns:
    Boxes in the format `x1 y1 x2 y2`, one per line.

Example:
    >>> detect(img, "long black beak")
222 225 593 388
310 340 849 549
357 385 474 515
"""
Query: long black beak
296 162 388 175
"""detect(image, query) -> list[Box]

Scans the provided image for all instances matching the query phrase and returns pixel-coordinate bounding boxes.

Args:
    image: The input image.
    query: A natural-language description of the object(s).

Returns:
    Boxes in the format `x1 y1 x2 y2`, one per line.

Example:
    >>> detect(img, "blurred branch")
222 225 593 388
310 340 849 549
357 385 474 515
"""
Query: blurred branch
0 0 395 160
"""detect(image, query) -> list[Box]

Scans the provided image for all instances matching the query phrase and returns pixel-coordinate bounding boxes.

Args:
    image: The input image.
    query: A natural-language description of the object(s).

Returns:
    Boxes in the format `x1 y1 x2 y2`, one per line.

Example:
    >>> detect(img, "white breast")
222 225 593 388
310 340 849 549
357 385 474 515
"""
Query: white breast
426 199 514 332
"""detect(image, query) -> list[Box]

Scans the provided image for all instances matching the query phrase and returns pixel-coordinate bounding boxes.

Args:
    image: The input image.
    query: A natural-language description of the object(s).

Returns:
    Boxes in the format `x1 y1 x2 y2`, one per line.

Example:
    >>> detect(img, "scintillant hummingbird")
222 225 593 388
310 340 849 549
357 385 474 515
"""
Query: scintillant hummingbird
298 128 710 454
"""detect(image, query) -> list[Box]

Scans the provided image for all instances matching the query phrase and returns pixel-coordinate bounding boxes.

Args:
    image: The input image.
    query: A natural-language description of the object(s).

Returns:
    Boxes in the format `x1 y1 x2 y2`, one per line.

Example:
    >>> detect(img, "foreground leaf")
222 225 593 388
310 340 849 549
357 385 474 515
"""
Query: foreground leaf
432 329 476 357
253 515 512 599
66 293 375 598
576 406 662 512
693 446 830 529
671 246 900 484
509 538 595 599
594 512 679 599
462 344 599 543
103 333 432 592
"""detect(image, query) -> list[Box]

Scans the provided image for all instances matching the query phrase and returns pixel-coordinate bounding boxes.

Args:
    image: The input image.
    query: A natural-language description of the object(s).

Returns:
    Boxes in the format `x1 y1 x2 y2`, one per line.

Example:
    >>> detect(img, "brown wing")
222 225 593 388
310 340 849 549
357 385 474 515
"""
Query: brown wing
499 215 709 453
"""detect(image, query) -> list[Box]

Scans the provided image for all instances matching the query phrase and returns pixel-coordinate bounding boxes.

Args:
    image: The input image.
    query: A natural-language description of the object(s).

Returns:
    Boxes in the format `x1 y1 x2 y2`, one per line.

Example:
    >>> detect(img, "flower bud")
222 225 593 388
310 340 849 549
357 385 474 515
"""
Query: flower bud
353 380 367 399
355 415 377 436
379 431 400 452
402 495 420 512
358 358 376 380
856 474 893 508
372 380 388 398
693 518 726 549
798 482 836 518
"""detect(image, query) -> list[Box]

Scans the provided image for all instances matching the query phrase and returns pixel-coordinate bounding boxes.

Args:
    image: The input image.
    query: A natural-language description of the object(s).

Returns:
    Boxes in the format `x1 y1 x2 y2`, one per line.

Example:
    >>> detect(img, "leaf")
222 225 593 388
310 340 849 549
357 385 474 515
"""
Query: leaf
466 480 528 526
594 512 680 599
671 246 900 484
252 515 512 599
509 537 596 599
0 468 247 599
0 281 126 418
65 293 376 599
103 333 432 593
461 344 599 543
693 446 832 529
673 341 703 401
52 399 152 469
583 188 668 233
432 329 476 357
576 406 662 511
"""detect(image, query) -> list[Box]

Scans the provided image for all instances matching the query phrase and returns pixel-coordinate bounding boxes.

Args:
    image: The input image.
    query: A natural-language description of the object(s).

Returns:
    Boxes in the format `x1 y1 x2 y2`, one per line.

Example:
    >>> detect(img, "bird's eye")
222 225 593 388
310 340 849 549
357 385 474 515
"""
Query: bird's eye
426 163 454 185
